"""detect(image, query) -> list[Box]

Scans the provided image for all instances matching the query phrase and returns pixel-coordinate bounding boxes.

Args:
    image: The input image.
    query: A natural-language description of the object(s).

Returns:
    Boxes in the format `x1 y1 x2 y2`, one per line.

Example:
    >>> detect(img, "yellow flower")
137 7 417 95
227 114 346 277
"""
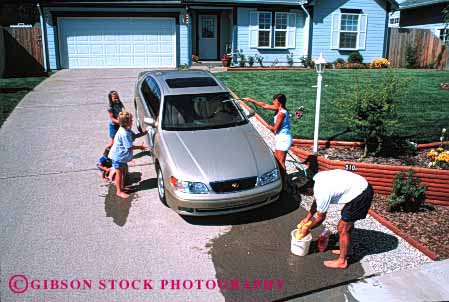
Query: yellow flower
437 147 445 153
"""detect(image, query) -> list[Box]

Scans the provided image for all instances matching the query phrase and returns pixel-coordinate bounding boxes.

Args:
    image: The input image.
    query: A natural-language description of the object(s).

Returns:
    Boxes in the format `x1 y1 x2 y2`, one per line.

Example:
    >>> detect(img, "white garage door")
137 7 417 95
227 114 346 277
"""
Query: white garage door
59 18 176 68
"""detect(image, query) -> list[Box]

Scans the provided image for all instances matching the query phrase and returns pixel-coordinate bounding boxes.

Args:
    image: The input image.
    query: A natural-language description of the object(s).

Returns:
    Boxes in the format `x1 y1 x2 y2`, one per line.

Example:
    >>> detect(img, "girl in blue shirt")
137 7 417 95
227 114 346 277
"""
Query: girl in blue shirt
244 94 296 171
106 90 125 148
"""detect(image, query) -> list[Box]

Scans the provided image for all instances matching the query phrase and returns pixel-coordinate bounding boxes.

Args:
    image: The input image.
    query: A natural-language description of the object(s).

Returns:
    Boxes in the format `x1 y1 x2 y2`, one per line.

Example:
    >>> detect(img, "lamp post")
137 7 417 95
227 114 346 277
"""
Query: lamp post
313 53 326 155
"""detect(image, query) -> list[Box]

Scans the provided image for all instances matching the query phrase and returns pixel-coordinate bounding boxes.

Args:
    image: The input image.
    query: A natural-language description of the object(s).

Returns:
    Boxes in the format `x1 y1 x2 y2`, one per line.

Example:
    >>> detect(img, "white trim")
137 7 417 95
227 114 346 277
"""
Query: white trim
300 4 310 57
330 12 341 49
57 17 177 68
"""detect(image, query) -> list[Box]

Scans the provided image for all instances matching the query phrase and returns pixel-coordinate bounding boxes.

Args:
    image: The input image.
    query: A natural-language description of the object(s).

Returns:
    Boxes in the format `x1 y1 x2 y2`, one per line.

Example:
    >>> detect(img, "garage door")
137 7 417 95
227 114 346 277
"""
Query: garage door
58 18 176 68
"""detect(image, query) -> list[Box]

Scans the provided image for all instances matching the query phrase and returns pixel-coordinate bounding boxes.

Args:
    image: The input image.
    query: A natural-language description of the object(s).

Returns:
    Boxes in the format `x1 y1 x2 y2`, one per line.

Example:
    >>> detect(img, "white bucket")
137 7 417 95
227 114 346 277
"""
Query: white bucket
291 229 312 256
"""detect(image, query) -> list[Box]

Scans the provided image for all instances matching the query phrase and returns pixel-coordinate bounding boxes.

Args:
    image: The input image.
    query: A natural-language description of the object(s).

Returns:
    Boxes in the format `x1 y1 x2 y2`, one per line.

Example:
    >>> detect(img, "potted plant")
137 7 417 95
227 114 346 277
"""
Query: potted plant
192 54 199 63
221 54 232 67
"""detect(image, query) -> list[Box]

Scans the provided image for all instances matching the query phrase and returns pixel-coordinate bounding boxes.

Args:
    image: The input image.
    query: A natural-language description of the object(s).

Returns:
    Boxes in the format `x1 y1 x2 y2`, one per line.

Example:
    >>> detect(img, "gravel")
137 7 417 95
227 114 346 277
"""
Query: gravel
244 106 433 274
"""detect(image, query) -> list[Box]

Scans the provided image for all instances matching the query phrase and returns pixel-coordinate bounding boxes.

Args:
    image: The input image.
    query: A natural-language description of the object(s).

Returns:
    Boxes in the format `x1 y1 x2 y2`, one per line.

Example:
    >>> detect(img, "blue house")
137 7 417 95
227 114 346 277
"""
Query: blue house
37 0 398 70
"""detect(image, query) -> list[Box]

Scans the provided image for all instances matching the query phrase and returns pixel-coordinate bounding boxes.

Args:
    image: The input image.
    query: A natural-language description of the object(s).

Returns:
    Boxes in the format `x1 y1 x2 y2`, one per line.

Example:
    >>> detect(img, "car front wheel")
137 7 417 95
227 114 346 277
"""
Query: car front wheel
156 164 167 206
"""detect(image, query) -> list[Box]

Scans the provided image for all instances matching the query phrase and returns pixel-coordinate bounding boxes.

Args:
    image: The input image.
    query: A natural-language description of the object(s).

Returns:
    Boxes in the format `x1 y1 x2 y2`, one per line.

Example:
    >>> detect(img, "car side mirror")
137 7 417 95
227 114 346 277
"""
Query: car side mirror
246 108 255 118
144 117 156 128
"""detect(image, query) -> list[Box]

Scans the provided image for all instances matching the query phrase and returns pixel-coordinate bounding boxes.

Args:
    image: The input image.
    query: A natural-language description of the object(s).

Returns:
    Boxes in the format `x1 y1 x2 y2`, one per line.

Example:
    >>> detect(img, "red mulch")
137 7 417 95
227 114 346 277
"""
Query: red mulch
371 194 449 260
301 146 430 168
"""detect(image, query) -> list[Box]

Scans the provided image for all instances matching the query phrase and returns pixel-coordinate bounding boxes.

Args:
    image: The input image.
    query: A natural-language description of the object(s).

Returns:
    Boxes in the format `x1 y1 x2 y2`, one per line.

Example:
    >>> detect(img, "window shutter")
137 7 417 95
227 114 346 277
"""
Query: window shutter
358 14 368 50
249 11 259 48
330 13 341 49
287 13 296 49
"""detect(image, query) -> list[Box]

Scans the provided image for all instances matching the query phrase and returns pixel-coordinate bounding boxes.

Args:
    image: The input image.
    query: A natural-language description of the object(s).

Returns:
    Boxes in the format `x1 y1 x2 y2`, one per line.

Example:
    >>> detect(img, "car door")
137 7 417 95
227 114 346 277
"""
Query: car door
139 76 161 150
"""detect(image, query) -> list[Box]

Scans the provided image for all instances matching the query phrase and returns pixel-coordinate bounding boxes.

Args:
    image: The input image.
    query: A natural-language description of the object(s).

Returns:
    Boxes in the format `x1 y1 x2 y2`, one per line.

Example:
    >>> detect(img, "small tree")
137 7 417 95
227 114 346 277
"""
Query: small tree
388 169 426 212
336 71 407 156
405 43 419 68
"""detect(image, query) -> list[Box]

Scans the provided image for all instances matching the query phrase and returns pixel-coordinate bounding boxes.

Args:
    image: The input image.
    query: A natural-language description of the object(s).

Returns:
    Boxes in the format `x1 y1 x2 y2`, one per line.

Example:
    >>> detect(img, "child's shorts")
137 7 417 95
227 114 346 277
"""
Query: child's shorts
109 123 120 138
112 160 126 169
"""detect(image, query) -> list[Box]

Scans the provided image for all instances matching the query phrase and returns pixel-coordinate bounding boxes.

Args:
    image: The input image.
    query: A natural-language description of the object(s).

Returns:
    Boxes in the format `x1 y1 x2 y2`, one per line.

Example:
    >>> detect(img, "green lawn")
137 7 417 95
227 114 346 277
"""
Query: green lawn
216 69 449 143
0 76 47 127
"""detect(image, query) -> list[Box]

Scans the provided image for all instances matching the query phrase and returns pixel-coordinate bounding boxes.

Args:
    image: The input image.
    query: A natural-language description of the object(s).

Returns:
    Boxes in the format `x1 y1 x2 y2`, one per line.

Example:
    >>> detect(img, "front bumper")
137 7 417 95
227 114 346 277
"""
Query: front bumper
165 179 282 216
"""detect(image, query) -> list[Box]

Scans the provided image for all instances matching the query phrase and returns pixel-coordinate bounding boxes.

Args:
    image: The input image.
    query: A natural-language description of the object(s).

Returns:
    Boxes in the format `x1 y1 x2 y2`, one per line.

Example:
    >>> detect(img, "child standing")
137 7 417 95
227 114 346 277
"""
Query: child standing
108 111 149 198
106 91 125 148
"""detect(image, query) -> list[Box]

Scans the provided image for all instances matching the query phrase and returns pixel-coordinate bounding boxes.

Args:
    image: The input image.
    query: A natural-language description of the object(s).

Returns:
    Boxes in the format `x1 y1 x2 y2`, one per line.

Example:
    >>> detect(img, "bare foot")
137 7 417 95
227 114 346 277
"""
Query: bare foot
116 191 129 199
324 259 348 269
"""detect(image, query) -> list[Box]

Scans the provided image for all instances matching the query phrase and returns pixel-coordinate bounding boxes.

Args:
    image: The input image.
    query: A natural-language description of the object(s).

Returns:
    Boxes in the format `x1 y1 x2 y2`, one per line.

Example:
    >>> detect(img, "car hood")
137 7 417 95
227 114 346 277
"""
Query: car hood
161 124 277 182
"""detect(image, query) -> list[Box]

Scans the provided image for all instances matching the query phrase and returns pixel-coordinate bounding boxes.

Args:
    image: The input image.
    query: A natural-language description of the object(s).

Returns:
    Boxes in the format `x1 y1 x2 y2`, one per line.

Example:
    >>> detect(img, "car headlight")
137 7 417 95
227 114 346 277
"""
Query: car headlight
257 169 280 186
170 176 209 194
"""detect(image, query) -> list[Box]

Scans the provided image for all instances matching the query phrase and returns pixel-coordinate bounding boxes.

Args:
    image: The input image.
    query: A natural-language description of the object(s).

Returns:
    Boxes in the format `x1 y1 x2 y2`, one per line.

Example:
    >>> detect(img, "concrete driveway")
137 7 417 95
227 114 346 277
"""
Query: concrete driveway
0 69 399 301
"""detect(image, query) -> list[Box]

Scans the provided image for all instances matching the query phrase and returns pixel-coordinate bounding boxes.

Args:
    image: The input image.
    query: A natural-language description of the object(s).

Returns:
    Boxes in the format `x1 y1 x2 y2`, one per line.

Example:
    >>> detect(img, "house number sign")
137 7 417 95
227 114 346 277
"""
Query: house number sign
345 164 356 171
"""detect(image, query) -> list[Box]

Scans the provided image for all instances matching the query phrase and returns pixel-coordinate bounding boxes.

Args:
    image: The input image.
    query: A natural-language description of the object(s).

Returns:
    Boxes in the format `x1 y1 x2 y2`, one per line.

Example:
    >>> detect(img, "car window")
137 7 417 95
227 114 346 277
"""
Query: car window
162 93 247 131
141 77 161 117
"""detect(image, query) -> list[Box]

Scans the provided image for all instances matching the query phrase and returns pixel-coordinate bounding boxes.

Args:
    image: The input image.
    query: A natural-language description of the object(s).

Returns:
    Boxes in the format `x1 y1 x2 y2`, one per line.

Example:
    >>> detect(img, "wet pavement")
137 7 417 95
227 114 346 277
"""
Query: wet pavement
0 69 426 302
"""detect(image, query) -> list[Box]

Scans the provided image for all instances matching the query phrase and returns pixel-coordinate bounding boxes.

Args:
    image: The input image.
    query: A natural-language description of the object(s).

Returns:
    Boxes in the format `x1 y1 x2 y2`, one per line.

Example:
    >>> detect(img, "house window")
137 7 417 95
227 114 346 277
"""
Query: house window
340 14 359 49
439 28 449 44
274 12 288 48
250 11 296 49
258 12 272 48
331 13 367 50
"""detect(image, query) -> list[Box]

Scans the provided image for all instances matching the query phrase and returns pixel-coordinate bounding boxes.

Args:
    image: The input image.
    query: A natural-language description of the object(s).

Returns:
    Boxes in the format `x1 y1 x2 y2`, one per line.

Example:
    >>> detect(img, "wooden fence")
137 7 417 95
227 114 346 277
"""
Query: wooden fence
3 26 45 77
388 28 449 70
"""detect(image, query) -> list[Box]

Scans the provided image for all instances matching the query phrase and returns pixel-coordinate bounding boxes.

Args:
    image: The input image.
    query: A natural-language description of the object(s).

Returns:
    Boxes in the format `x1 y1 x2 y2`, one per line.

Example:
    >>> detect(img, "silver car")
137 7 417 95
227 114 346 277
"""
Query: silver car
134 70 282 216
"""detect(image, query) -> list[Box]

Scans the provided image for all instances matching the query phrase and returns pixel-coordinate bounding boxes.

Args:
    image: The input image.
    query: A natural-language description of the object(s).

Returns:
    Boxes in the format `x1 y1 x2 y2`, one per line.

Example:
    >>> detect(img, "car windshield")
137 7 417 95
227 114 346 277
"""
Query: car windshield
162 93 247 131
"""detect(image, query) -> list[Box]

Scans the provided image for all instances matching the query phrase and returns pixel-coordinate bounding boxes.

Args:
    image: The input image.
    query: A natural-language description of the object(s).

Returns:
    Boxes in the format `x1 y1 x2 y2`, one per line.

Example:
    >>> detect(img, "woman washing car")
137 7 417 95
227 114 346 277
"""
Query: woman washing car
244 94 298 171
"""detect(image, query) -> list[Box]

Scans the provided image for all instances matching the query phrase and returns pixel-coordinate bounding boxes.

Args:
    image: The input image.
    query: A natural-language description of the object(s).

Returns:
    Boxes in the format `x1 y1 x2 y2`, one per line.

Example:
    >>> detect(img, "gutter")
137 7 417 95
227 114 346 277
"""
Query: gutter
300 3 310 58
36 3 48 73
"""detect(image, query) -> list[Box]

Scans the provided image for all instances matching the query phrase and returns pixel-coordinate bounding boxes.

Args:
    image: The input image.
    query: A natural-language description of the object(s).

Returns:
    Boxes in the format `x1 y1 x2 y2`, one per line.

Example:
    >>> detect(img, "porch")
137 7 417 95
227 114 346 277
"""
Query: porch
190 8 234 61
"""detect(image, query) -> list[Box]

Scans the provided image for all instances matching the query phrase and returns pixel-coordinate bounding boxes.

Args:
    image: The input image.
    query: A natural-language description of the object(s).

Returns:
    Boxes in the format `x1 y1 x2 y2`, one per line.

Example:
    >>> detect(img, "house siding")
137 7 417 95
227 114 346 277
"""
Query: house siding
42 7 188 69
236 7 306 66
311 0 389 63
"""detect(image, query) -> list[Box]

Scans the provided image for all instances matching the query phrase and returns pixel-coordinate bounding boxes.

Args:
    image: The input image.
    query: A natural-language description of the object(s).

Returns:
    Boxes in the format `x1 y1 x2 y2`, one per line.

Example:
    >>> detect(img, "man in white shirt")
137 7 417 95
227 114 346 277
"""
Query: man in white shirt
297 169 374 269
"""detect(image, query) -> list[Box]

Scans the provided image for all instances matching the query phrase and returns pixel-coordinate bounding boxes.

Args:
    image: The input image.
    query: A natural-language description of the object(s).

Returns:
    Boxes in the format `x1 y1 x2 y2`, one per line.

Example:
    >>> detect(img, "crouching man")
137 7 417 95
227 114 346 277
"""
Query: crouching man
297 169 374 269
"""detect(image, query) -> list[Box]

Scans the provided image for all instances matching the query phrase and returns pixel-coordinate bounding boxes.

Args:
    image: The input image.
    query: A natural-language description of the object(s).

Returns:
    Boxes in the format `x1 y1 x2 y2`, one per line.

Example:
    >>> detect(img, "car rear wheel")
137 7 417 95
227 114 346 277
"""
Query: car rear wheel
156 164 168 206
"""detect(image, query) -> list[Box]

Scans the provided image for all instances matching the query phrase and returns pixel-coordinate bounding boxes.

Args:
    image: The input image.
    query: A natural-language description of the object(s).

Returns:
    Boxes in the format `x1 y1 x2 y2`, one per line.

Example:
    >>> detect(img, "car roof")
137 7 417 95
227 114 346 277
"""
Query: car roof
139 70 229 96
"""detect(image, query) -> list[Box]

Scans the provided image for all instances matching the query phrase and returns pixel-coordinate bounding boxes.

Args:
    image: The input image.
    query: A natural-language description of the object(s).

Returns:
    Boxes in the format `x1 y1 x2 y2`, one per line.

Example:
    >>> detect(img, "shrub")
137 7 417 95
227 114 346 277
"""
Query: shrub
405 43 419 68
335 58 346 65
388 170 426 212
271 58 279 67
248 56 255 67
371 58 390 69
336 62 368 69
300 56 315 68
287 53 294 66
255 54 264 67
238 52 246 67
336 71 407 156
348 52 364 63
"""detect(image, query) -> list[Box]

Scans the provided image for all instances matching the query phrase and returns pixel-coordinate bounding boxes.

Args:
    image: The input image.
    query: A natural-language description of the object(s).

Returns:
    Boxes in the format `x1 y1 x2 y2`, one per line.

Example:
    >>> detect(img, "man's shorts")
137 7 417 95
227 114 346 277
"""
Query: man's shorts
341 184 374 222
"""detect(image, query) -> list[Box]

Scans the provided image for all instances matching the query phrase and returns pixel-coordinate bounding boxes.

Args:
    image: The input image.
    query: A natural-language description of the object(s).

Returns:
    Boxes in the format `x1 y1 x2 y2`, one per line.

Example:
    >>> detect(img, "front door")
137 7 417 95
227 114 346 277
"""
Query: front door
198 15 218 60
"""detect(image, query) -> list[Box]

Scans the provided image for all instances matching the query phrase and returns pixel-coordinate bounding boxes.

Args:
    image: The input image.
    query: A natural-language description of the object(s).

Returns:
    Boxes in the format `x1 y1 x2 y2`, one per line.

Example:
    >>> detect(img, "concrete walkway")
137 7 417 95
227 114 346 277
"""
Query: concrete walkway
290 259 449 302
